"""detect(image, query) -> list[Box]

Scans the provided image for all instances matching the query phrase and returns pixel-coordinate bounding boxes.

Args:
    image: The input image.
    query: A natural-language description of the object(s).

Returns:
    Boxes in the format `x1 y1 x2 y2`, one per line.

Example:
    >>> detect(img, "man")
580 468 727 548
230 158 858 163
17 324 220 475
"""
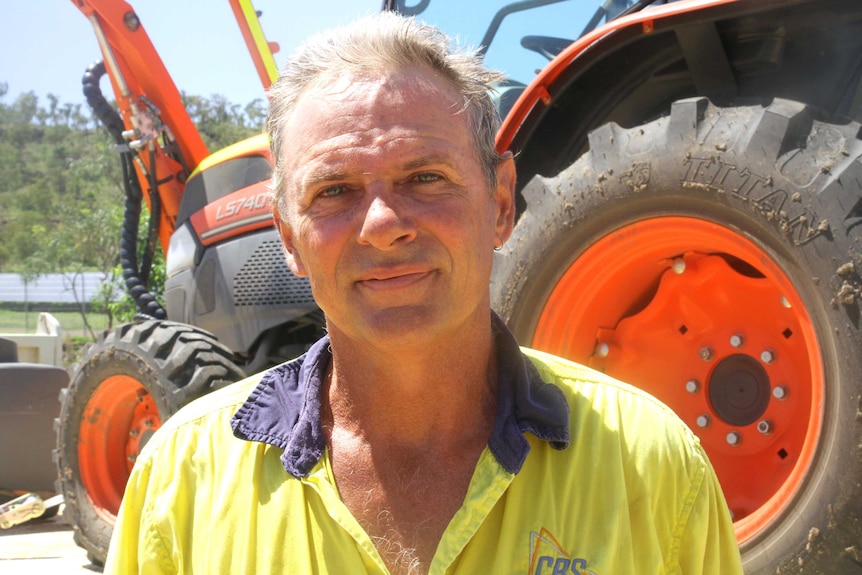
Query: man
106 12 743 575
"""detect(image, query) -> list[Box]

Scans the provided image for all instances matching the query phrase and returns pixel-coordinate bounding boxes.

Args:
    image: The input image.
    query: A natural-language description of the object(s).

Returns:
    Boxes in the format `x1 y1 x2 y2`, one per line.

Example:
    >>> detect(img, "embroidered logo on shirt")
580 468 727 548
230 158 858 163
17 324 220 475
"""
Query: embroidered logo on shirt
529 528 598 575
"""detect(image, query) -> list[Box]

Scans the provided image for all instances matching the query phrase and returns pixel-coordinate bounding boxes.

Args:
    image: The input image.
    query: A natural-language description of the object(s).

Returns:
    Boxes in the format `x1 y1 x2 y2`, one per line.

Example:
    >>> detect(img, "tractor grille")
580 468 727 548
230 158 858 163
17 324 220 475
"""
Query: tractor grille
233 240 315 306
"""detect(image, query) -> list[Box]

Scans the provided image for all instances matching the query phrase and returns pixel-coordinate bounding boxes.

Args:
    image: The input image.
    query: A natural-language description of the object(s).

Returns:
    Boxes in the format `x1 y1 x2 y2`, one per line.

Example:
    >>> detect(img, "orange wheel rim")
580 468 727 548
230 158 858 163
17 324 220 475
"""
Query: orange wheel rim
532 216 823 544
78 375 161 521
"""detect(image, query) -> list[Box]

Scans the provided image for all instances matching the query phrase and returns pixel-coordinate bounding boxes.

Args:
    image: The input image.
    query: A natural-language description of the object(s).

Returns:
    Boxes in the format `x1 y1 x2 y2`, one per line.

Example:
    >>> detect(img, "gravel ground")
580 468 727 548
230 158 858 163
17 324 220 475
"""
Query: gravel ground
0 507 100 574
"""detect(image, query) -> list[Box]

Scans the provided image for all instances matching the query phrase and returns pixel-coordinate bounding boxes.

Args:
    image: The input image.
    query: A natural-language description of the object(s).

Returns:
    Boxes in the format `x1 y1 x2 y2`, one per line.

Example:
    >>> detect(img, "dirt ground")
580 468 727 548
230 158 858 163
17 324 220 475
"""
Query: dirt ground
0 507 100 574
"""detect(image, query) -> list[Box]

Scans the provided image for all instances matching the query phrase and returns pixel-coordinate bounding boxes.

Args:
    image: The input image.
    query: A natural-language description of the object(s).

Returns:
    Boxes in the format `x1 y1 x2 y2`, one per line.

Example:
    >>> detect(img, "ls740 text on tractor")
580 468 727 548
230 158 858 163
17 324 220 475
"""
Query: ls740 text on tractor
56 0 862 572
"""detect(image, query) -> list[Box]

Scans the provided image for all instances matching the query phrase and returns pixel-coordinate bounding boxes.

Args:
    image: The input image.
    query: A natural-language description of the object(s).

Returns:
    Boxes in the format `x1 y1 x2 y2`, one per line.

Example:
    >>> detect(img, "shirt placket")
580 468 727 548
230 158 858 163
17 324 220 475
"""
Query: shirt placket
301 451 392 574
429 448 515 575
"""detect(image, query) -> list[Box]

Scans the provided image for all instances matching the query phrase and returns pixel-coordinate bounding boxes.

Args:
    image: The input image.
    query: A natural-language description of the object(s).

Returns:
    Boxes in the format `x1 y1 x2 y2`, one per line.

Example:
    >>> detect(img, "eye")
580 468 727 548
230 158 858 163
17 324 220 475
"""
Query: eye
318 184 346 198
414 172 442 183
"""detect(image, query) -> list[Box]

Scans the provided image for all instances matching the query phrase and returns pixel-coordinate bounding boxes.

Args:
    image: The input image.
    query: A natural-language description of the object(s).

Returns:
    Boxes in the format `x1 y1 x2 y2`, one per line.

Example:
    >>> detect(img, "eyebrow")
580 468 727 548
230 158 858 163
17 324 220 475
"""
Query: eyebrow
301 151 459 189
302 171 348 188
400 153 459 173
402 152 460 170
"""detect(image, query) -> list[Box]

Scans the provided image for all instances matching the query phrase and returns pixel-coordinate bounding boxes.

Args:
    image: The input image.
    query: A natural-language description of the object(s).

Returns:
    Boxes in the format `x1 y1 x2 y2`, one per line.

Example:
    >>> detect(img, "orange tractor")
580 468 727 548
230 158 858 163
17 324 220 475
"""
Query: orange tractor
59 0 862 572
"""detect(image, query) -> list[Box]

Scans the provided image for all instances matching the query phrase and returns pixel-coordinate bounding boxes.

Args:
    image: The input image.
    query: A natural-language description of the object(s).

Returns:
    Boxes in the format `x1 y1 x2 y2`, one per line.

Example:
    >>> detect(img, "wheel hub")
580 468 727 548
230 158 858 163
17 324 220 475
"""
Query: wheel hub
708 354 771 426
531 217 822 543
79 375 162 521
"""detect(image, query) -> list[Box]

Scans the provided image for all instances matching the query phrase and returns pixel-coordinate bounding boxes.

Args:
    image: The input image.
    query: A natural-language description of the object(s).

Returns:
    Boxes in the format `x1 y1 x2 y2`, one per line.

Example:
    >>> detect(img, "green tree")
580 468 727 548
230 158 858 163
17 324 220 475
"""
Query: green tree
182 92 264 150
0 87 265 336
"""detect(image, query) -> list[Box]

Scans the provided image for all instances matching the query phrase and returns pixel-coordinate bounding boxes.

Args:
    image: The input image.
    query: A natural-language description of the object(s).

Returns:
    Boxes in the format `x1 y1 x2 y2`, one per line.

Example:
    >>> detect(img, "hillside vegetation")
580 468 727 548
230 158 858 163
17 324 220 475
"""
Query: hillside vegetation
0 82 265 331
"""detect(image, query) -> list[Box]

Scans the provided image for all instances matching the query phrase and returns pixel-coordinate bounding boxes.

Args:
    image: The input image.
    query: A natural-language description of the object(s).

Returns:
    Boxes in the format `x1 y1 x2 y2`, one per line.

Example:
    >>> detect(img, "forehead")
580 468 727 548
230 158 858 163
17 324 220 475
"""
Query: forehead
308 64 461 110
280 66 474 173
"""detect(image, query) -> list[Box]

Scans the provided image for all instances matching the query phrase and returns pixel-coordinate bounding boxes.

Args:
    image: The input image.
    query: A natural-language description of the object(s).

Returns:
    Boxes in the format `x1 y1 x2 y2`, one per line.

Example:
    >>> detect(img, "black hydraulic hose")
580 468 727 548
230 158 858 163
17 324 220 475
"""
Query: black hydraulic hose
118 154 165 319
82 61 166 319
82 61 125 144
139 146 162 287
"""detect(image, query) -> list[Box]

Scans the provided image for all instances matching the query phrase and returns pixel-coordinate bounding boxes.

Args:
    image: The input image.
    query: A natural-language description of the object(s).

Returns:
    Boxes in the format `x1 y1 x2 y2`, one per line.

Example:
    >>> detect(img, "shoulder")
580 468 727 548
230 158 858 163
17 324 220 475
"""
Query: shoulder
523 346 679 415
516 349 740 572
524 347 686 423
136 371 266 464
166 372 264 429
522 347 706 472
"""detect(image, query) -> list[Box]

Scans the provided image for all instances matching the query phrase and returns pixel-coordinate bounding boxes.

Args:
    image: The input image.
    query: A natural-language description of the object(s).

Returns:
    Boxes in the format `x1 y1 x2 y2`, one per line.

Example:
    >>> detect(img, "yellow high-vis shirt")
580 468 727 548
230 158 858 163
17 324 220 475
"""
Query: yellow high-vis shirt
105 320 742 575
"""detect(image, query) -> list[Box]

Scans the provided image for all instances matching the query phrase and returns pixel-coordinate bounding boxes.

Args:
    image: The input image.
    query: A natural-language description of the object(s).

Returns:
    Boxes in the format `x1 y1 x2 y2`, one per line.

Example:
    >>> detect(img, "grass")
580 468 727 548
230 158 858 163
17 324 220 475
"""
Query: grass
0 309 111 337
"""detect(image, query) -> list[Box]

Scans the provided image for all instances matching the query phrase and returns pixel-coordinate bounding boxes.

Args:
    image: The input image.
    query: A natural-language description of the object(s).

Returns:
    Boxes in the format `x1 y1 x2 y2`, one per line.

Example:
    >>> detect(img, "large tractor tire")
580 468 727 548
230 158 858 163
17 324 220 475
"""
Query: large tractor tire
55 319 245 565
492 97 862 573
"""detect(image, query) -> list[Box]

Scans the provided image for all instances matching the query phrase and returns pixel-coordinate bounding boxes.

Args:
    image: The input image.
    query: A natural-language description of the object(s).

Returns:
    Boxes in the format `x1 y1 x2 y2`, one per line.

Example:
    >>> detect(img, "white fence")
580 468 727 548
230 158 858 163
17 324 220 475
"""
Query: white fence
0 272 120 305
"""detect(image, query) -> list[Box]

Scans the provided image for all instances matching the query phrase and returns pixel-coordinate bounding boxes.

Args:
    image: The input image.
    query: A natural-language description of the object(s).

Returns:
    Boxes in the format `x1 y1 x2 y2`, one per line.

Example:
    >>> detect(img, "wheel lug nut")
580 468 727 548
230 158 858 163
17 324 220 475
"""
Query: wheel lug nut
128 453 137 462
129 429 139 438
757 420 773 435
726 431 742 446
781 296 792 309
685 379 700 393
761 349 776 364
672 258 686 274
699 346 714 361
143 419 154 428
696 414 711 428
595 342 610 358
729 334 745 348
773 385 788 400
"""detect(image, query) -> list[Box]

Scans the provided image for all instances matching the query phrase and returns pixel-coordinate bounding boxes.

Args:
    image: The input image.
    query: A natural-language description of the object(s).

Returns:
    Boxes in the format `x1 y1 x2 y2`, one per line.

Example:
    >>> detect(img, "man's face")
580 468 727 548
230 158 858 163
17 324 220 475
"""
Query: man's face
274 65 515 351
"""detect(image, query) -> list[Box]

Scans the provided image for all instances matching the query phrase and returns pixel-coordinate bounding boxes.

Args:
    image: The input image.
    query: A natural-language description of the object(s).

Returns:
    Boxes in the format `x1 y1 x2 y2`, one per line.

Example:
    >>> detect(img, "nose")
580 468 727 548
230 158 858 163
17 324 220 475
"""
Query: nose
357 191 416 250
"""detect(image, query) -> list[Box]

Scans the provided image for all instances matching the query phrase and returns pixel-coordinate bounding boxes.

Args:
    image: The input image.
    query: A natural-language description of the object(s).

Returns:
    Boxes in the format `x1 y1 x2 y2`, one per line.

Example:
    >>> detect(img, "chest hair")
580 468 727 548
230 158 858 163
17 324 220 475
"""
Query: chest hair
330 439 481 575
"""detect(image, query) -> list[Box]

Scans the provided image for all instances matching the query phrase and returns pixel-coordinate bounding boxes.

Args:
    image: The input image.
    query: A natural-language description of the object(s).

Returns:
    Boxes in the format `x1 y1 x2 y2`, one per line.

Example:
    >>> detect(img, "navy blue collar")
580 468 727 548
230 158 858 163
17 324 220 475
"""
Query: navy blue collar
231 314 570 477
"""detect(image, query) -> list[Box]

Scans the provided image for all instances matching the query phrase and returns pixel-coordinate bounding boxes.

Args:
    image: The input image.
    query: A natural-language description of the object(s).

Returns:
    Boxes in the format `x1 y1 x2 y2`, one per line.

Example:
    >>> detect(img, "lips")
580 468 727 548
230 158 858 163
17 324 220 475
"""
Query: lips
355 265 435 290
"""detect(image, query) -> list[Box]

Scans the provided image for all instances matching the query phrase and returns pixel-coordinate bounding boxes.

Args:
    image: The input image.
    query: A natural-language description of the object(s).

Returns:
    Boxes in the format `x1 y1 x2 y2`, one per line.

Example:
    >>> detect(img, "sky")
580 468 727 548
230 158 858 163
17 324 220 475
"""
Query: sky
1 0 382 108
1 0 600 109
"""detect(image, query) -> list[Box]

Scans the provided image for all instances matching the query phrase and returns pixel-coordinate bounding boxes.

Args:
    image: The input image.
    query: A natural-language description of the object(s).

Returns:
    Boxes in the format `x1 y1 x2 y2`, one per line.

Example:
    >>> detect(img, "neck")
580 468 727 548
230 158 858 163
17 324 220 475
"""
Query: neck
325 313 498 448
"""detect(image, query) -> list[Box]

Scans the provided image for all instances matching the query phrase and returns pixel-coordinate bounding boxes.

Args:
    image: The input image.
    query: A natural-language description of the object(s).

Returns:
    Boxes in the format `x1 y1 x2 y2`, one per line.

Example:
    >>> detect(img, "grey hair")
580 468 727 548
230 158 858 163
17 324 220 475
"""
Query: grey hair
266 11 506 221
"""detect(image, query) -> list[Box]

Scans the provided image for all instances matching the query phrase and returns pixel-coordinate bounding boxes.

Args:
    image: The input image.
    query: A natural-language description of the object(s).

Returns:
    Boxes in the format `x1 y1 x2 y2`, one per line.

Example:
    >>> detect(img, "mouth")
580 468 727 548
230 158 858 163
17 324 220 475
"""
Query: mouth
356 267 434 290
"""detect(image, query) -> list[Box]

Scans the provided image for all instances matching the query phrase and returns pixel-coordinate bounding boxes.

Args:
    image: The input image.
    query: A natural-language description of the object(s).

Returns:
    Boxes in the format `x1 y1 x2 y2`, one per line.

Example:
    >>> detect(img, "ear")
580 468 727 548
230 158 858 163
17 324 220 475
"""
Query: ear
493 151 517 245
273 207 308 277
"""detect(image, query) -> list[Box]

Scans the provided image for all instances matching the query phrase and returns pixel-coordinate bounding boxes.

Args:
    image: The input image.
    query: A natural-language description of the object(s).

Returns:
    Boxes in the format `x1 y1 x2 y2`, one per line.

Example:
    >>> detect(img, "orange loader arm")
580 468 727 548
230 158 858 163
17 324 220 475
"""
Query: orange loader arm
228 0 281 89
70 0 210 249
